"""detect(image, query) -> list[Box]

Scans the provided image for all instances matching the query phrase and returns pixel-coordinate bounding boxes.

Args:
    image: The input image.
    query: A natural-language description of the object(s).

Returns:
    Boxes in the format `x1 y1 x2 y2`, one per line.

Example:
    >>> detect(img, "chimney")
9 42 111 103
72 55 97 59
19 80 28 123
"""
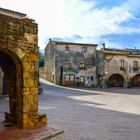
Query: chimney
102 43 105 49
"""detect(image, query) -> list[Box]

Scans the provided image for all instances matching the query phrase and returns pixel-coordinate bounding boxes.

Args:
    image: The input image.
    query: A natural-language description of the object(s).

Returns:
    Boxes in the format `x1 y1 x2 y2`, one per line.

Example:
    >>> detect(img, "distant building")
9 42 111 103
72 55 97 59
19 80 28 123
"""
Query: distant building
96 47 140 88
44 40 98 87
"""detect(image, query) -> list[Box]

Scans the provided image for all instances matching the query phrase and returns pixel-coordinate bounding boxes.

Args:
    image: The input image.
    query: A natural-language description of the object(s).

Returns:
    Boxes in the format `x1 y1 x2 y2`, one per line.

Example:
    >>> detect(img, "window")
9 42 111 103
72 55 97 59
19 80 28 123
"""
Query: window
80 76 84 82
70 75 75 81
82 47 87 53
67 63 72 71
65 46 69 53
79 63 85 70
65 53 70 62
134 61 138 68
129 65 131 73
120 60 125 71
120 59 124 68
133 61 139 72
65 74 75 81
65 75 70 81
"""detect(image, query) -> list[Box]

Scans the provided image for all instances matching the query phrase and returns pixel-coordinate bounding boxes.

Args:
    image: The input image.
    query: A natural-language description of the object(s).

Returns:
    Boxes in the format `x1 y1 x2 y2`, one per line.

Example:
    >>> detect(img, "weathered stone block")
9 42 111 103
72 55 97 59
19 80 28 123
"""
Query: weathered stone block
23 62 31 71
24 33 37 45
26 79 34 87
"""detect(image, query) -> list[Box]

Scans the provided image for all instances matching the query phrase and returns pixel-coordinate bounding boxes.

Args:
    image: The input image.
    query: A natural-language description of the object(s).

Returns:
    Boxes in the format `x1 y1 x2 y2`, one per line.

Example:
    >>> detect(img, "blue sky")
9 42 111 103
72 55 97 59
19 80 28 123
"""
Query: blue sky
0 0 140 50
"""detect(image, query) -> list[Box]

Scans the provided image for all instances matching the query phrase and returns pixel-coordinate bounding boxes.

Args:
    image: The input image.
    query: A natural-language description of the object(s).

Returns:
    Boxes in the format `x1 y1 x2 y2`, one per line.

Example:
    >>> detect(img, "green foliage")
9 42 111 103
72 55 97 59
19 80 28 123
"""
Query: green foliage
39 51 44 67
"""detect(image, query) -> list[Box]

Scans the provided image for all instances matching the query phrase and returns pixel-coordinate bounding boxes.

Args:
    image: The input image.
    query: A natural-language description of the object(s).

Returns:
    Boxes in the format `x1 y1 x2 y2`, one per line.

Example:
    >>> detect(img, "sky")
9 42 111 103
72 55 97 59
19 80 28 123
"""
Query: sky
1 0 140 50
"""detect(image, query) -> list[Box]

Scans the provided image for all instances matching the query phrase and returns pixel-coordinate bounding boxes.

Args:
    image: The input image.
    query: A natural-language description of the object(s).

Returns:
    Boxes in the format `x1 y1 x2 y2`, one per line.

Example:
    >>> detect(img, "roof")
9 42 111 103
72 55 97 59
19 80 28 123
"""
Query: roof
48 39 98 47
0 7 26 19
103 47 140 52
100 47 140 57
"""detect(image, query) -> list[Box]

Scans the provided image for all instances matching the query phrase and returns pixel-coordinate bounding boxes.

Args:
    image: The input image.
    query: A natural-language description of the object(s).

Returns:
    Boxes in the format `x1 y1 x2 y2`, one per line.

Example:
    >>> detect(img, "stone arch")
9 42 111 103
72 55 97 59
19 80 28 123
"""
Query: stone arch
132 73 140 87
108 74 125 87
0 48 23 125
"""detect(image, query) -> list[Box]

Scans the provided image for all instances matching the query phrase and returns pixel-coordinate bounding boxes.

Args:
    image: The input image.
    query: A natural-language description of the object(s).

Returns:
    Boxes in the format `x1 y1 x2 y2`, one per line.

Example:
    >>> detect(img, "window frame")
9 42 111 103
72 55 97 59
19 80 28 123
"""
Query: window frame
134 61 138 68
79 62 85 70
82 47 87 53
120 59 124 68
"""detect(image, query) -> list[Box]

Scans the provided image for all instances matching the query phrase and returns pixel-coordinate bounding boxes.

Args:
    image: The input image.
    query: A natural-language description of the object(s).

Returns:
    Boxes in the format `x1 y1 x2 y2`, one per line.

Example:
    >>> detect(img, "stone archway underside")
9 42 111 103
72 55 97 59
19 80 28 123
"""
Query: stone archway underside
132 74 140 87
0 50 22 125
108 74 124 87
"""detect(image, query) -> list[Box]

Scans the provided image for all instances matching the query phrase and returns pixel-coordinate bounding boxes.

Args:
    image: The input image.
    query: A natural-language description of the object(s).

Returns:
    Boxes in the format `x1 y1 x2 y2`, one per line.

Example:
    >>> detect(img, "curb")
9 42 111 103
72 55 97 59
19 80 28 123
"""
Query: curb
33 129 64 140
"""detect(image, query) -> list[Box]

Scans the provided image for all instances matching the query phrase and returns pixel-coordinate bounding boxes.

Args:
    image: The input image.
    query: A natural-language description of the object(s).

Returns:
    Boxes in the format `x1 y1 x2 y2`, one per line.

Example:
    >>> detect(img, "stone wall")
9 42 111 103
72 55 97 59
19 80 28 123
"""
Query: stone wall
0 10 47 128
44 43 56 83
44 41 97 87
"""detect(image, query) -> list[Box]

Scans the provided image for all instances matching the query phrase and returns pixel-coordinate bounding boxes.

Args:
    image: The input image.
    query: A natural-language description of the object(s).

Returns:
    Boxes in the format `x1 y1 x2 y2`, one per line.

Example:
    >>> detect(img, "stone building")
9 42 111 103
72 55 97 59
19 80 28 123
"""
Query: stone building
96 47 140 88
0 8 47 128
44 40 98 87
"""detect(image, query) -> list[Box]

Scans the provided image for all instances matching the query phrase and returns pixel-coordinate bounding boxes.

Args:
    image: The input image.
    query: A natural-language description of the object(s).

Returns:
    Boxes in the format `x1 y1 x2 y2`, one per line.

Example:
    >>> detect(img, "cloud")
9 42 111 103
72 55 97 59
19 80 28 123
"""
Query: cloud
61 0 138 37
101 33 140 47
0 0 140 49
64 0 140 48
51 34 83 42
92 0 126 9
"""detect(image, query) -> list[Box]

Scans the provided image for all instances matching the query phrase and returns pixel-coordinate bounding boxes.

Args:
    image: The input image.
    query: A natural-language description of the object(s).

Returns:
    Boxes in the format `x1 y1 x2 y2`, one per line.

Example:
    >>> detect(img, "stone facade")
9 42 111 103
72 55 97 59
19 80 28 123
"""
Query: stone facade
0 8 47 128
44 40 98 87
96 47 140 88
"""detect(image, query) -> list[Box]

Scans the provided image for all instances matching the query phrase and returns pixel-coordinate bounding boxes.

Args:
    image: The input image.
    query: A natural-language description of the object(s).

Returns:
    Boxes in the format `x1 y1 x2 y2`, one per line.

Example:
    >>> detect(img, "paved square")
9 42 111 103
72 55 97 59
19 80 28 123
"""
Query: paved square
0 79 140 140
39 80 140 140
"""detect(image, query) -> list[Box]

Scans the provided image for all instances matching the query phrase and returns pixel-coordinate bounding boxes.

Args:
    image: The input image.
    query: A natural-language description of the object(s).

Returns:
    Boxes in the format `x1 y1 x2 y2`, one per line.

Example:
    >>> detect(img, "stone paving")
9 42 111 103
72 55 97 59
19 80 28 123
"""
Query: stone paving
0 96 63 140
39 79 140 140
0 79 140 140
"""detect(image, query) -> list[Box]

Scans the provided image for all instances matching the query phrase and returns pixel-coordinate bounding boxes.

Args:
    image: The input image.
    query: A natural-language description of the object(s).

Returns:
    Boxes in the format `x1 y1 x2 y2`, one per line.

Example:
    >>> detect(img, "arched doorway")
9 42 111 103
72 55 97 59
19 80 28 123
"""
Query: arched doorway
132 74 140 87
0 49 23 126
108 74 124 87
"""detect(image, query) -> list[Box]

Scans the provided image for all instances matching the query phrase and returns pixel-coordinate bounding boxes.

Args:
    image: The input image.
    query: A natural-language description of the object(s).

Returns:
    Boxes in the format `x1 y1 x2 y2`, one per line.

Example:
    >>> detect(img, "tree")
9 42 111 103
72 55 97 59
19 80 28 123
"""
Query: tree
39 51 44 67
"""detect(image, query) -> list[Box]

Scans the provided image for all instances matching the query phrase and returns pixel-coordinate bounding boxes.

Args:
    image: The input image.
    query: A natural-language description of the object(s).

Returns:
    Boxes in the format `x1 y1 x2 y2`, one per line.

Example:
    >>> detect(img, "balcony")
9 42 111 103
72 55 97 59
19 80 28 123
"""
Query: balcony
120 67 126 72
133 67 139 73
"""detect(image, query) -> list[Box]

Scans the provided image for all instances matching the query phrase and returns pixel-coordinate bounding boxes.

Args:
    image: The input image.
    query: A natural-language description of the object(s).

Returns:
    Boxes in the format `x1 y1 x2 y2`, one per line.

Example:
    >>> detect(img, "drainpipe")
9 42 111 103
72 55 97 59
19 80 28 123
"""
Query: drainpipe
60 65 63 85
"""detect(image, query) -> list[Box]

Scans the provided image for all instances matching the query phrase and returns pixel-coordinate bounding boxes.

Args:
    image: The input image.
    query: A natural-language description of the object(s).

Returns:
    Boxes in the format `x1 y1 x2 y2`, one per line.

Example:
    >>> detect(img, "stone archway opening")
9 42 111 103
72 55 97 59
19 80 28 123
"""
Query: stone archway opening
132 74 140 87
108 74 124 87
0 49 23 126
0 67 9 96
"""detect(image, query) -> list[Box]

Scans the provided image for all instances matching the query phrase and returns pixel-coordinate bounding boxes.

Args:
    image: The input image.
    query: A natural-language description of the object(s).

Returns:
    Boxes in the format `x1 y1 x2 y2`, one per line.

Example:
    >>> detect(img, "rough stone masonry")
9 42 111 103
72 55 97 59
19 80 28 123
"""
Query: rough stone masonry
0 8 47 128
